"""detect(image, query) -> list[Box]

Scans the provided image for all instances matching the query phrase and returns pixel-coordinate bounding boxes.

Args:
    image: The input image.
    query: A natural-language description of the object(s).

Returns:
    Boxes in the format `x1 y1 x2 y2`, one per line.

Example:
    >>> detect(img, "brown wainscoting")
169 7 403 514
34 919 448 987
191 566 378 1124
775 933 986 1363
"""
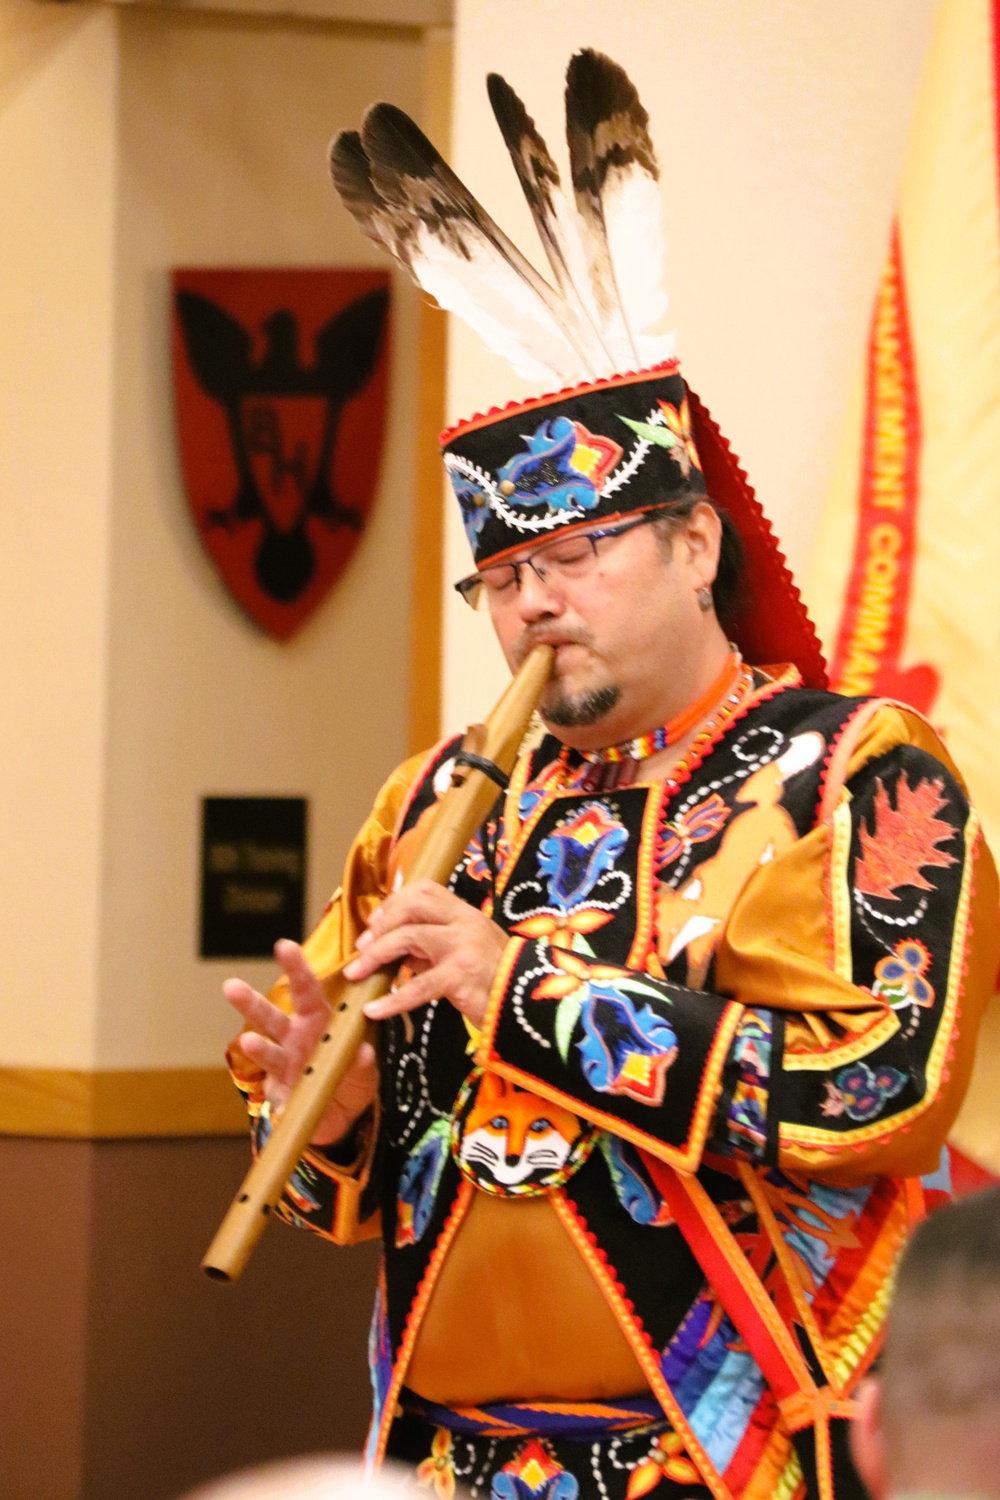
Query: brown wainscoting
0 1068 249 1138
0 1135 380 1500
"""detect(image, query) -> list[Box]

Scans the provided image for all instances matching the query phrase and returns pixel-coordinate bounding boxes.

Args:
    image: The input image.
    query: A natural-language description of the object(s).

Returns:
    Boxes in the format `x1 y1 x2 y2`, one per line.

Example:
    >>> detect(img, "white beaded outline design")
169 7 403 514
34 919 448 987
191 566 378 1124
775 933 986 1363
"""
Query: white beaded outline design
444 406 668 536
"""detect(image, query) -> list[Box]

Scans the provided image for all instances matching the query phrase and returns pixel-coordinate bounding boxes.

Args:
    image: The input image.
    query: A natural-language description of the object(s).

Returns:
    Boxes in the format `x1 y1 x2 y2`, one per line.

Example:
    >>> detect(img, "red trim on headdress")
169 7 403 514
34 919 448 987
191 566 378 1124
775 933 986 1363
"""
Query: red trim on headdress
438 360 681 447
440 361 828 691
686 389 828 690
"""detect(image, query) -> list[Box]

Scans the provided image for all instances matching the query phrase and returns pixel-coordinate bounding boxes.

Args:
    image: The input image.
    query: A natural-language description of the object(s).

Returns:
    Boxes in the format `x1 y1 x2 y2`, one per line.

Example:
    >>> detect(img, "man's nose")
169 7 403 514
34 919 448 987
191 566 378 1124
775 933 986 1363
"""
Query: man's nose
514 563 565 622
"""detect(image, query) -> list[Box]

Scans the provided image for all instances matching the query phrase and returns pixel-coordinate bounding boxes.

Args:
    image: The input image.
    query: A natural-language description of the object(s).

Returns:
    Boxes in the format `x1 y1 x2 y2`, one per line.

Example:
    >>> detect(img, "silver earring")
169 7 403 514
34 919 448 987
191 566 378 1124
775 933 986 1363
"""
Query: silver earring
697 586 713 613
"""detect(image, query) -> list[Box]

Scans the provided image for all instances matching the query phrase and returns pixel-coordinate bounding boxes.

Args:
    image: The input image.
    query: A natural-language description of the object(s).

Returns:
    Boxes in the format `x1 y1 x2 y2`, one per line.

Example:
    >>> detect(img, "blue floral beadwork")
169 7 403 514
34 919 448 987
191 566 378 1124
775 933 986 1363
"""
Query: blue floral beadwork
821 1060 907 1123
497 417 600 512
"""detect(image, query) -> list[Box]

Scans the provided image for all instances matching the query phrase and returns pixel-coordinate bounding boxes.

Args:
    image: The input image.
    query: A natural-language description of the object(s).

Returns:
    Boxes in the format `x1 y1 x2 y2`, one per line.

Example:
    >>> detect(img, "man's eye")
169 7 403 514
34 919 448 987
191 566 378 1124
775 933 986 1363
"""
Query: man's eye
482 569 517 593
546 544 591 568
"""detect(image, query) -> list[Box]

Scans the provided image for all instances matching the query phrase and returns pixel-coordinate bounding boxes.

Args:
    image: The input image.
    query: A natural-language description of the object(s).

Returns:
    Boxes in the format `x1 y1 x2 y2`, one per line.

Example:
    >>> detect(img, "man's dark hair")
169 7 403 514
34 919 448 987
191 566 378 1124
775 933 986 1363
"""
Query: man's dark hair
650 495 745 626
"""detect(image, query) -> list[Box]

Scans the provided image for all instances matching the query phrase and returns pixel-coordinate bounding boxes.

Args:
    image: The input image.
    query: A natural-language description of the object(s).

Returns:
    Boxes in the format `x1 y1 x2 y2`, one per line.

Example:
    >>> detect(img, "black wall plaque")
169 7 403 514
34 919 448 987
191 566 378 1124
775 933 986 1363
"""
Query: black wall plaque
200 796 307 959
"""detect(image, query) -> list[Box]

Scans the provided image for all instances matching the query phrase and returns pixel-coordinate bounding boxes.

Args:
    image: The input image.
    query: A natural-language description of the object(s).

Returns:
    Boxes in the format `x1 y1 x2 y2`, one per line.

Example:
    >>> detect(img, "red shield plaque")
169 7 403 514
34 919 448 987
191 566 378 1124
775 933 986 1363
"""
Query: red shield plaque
172 267 391 639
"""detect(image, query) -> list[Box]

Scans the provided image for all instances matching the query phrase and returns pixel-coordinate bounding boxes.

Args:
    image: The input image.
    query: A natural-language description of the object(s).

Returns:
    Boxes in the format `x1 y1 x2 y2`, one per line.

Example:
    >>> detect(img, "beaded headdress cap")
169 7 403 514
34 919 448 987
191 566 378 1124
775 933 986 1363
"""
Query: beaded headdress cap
330 51 827 689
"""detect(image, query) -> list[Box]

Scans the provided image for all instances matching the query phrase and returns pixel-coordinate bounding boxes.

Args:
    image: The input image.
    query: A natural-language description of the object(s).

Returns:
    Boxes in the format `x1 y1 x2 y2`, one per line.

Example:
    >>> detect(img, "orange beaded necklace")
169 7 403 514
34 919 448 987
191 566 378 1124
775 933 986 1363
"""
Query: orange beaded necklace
568 651 749 793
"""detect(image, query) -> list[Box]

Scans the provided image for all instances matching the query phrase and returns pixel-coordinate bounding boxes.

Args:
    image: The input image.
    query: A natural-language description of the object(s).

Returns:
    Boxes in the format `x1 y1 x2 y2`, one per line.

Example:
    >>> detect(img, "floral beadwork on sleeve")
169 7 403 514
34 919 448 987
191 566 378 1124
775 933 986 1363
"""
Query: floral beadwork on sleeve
820 1062 907 1123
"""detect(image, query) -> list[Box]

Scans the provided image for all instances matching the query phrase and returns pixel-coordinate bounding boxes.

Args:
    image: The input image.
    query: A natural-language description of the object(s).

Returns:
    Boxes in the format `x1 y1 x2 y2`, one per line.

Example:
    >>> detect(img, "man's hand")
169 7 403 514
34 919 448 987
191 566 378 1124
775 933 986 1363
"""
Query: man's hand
223 938 378 1148
343 878 507 1030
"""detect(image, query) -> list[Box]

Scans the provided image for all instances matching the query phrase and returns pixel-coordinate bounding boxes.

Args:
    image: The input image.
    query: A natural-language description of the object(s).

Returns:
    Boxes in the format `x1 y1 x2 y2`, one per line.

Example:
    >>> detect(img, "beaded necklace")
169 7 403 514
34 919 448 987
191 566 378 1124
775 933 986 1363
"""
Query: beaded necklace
563 652 752 793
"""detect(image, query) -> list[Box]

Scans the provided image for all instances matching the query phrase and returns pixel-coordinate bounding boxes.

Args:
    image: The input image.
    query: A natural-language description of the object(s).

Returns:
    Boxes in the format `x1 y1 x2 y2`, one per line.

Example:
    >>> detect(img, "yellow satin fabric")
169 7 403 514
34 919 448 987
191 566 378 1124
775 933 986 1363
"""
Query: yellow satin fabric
716 704 999 1184
406 1193 649 1405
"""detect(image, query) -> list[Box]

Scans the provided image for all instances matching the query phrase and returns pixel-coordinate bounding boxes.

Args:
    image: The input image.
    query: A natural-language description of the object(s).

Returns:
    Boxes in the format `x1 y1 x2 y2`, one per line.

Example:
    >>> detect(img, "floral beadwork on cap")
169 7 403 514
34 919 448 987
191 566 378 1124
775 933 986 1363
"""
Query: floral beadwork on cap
618 397 701 480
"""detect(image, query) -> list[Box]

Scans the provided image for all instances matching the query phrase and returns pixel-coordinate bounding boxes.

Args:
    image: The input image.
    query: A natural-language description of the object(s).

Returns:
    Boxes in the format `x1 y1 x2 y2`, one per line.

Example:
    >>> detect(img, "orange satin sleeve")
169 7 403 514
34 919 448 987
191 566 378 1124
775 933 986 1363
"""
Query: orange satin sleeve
226 745 436 1245
291 747 436 991
227 745 431 1071
716 704 999 1185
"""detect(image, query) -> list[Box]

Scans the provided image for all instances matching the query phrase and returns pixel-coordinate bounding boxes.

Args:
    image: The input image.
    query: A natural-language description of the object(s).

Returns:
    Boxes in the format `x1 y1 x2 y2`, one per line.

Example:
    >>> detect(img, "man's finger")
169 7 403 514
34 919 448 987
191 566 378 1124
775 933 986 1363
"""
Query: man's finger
237 1031 293 1078
344 923 440 982
222 976 267 1011
350 1040 378 1074
275 939 331 1019
360 880 458 943
226 987 292 1044
362 974 438 1021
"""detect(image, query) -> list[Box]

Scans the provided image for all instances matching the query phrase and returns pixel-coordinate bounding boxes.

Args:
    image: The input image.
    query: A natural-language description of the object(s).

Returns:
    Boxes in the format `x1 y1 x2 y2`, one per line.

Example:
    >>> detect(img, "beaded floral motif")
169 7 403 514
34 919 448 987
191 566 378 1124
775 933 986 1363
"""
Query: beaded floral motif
492 1438 580 1500
656 794 729 873
625 1430 701 1496
617 397 702 481
396 1120 451 1247
872 938 936 1023
504 801 632 943
599 1134 673 1226
821 1061 907 1122
496 416 622 514
532 947 679 1108
577 986 678 1105
417 1427 458 1500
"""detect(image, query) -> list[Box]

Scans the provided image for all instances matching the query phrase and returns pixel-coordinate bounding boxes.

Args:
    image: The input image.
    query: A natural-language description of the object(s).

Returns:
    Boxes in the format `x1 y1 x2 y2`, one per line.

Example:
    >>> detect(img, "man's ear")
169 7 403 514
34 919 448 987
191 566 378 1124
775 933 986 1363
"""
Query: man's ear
850 1376 889 1500
680 500 723 589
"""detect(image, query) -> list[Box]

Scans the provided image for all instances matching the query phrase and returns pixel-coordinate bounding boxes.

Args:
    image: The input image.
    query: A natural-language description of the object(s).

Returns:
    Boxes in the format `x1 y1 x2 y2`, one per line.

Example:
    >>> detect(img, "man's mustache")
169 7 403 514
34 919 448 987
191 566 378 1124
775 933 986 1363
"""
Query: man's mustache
513 624 595 668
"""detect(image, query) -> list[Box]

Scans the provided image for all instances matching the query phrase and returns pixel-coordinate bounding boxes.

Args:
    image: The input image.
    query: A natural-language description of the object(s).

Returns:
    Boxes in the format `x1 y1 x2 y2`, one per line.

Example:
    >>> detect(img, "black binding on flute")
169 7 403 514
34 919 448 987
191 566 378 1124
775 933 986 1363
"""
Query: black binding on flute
452 751 510 790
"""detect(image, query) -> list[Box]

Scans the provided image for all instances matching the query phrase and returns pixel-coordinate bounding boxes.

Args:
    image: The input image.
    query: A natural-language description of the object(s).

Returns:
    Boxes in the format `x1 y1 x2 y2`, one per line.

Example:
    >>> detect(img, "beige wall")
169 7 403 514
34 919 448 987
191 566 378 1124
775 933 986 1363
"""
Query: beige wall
441 0 935 732
0 8 434 1494
0 5 119 1069
98 10 424 1070
0 5 426 1077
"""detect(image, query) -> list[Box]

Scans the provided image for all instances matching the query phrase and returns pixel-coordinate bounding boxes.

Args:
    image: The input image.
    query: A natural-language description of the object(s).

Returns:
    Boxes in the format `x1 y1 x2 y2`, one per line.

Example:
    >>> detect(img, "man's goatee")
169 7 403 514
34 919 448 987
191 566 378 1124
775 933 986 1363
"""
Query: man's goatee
544 684 620 728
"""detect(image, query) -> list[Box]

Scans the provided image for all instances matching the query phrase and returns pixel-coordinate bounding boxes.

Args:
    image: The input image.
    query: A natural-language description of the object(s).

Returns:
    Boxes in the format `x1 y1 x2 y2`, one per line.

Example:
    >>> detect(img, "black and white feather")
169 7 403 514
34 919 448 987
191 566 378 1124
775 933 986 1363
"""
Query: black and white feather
331 105 593 385
564 49 673 369
486 72 616 378
328 51 674 387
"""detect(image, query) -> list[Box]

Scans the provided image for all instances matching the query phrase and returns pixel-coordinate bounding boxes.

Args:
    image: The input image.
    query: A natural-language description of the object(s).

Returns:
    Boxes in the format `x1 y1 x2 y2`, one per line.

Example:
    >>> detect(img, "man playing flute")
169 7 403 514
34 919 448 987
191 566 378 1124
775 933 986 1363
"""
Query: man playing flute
224 50 999 1500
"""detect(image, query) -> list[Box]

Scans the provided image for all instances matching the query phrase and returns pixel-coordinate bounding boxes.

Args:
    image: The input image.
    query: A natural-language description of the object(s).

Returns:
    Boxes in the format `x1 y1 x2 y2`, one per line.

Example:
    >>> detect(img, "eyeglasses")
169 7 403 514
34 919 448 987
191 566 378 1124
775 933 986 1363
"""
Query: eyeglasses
454 510 665 612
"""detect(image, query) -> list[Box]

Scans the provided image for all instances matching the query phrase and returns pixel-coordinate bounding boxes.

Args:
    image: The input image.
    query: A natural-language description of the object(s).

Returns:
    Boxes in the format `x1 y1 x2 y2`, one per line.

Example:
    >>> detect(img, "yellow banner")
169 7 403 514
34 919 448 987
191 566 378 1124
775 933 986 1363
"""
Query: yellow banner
809 0 1000 1172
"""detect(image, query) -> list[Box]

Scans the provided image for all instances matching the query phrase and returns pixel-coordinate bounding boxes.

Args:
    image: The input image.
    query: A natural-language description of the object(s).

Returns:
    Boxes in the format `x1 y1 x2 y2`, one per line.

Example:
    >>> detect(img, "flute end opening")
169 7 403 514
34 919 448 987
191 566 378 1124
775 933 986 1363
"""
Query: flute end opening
202 1262 233 1283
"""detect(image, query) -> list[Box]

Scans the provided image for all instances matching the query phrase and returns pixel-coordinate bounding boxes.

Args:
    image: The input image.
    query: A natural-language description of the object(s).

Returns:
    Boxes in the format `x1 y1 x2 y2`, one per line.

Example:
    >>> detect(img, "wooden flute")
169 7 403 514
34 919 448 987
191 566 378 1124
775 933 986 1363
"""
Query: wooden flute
202 643 554 1283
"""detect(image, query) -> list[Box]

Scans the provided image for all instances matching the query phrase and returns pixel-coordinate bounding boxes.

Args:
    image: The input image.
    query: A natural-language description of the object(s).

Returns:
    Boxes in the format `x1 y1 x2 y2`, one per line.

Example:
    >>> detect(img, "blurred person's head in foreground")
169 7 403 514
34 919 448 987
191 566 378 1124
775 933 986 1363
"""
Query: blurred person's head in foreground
852 1185 1000 1500
181 1456 413 1500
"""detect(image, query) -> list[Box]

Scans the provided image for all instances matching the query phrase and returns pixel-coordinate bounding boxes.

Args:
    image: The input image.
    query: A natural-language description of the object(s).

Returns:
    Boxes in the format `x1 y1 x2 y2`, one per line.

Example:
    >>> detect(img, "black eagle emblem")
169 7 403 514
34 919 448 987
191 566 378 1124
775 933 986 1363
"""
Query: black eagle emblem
175 286 389 604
